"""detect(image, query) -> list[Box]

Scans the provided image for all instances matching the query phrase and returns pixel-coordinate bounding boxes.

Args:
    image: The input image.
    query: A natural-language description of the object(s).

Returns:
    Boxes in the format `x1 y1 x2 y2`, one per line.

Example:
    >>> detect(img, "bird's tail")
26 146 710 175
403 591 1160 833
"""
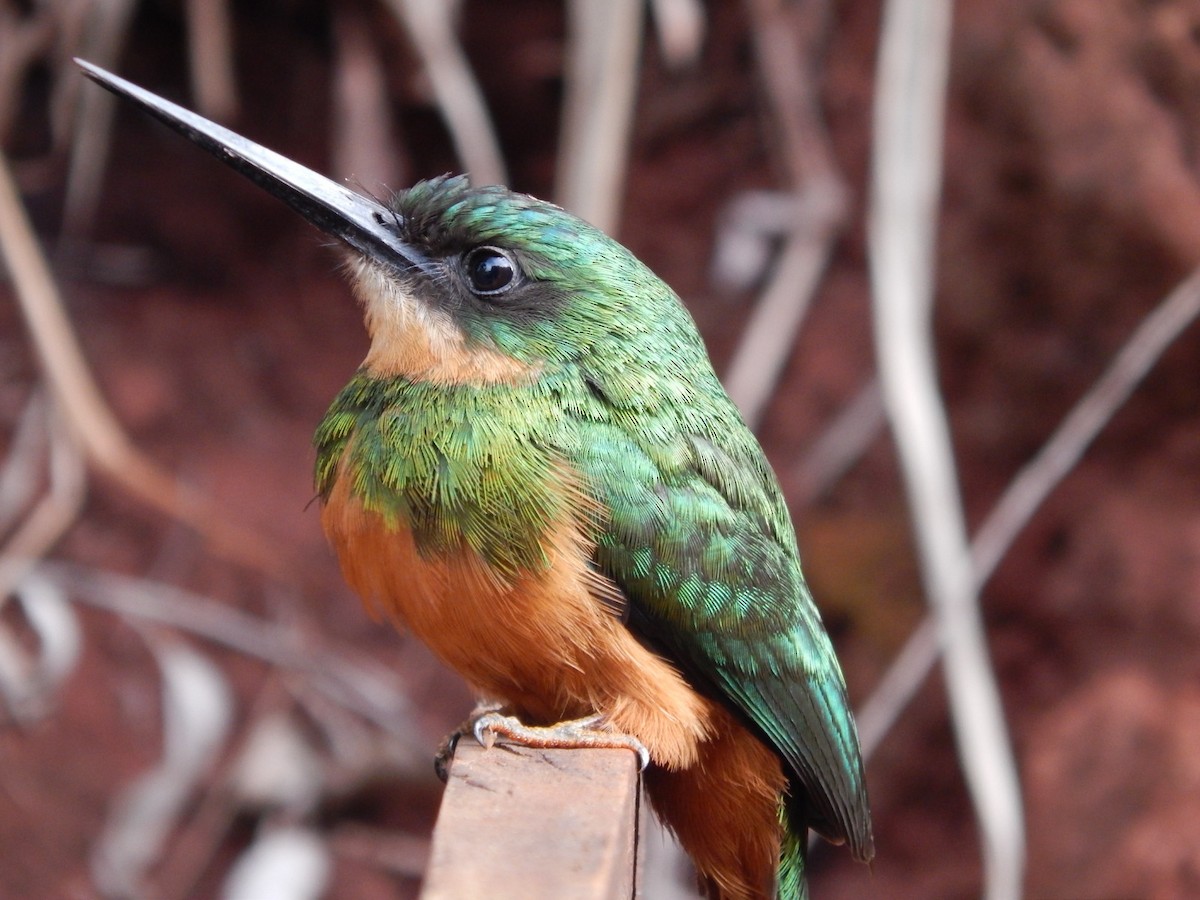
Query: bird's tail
775 799 809 900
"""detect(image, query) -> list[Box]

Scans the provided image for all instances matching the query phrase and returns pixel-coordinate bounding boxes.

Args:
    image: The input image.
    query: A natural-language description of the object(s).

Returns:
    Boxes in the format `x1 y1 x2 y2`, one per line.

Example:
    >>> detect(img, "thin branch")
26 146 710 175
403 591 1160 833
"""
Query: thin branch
854 617 937 761
332 6 406 191
185 0 239 120
48 0 98 153
867 2 1025 898
222 826 332 900
59 0 139 243
647 0 706 70
555 0 644 234
857 262 1200 760
0 401 87 603
91 632 234 898
380 0 507 186
793 379 884 505
43 562 427 753
723 0 847 429
969 264 1200 580
0 392 49 536
157 679 295 899
721 199 844 429
744 0 839 191
0 150 290 578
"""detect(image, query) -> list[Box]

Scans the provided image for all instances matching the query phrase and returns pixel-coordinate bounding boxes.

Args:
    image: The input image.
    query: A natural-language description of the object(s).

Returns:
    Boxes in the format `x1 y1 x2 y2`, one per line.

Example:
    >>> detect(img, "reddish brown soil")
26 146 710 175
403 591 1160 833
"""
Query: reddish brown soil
3 1 1200 897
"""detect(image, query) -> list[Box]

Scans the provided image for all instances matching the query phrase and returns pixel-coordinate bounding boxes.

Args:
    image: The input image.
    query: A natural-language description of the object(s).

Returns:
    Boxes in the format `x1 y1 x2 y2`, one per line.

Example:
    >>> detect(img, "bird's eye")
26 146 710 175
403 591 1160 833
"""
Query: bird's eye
464 246 519 296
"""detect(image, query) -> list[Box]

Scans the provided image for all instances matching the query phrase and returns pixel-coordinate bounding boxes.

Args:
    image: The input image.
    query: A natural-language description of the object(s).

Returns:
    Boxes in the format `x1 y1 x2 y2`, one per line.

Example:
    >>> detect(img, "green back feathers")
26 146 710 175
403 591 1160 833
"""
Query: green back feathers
777 799 810 900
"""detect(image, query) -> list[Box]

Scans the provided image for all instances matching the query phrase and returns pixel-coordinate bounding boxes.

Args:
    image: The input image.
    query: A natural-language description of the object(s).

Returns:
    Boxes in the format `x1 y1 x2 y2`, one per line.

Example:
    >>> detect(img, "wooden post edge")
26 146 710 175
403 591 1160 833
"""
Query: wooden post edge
419 741 644 899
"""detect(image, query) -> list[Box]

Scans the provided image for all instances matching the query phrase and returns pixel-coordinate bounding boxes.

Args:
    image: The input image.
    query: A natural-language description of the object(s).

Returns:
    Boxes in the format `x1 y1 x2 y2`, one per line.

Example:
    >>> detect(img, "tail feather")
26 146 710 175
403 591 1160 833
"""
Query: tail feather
775 799 809 900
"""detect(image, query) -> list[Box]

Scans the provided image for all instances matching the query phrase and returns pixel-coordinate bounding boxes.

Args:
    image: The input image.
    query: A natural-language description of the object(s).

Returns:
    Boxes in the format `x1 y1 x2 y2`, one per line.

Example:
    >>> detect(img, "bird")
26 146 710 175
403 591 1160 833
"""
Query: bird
78 60 873 899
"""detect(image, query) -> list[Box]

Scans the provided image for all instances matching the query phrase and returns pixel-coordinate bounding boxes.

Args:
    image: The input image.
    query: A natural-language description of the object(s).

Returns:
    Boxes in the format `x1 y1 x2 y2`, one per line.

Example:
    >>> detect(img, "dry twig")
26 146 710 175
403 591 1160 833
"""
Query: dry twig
0 392 50 536
222 826 331 900
0 399 86 603
44 562 426 751
380 0 507 186
59 0 138 243
867 1 1025 898
555 0 644 234
185 0 239 120
857 262 1200 760
0 150 289 577
723 0 847 428
969 265 1200 581
647 0 706 69
333 6 406 191
90 632 233 897
793 379 884 504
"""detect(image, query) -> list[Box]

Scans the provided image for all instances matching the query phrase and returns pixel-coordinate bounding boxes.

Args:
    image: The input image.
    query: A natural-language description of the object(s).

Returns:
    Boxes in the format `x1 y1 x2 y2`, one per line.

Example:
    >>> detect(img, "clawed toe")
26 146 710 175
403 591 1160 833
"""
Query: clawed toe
435 701 507 780
470 710 651 770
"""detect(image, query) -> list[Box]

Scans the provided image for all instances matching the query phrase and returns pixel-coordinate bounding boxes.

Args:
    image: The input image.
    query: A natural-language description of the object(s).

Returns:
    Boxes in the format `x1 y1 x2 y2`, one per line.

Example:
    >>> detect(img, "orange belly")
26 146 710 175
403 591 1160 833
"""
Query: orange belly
646 704 789 900
321 468 788 898
321 468 713 768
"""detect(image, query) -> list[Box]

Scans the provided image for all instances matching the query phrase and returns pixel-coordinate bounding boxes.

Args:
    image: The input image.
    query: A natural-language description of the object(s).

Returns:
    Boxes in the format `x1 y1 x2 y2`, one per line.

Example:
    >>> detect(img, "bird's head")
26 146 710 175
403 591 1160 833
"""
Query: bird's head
77 61 684 388
348 174 665 384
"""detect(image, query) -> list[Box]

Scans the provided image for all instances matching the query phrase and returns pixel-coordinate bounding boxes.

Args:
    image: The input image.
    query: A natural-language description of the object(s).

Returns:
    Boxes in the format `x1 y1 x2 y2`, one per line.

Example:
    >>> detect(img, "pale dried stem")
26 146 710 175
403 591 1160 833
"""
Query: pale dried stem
382 0 507 186
48 0 95 150
969 264 1200 580
60 0 138 242
185 0 239 120
725 226 838 429
156 676 291 900
89 630 233 897
745 0 837 190
0 393 49 536
555 0 643 234
44 562 425 749
0 150 288 577
332 6 405 191
858 263 1200 760
868 1 1025 898
0 402 87 602
724 0 847 429
647 0 706 69
794 380 884 504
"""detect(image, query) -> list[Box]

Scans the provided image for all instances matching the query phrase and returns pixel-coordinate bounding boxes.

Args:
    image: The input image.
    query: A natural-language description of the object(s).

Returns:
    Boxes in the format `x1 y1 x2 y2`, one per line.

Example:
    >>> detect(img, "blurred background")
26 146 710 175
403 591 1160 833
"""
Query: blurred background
2 0 1199 897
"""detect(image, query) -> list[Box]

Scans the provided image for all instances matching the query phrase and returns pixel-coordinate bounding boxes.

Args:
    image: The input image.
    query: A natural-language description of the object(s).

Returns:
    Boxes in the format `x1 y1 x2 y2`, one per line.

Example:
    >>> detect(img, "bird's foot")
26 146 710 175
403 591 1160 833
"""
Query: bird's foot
471 710 651 771
435 701 506 782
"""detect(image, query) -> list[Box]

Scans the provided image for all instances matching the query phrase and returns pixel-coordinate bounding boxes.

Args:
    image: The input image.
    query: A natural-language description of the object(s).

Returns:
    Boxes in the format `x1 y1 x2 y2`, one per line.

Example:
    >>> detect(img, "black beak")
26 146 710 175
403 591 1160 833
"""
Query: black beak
76 59 426 274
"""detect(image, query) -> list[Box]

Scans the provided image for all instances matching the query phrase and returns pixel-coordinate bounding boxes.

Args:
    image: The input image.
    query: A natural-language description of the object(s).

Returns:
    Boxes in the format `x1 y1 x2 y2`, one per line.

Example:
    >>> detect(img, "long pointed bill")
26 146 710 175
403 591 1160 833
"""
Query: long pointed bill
76 59 425 273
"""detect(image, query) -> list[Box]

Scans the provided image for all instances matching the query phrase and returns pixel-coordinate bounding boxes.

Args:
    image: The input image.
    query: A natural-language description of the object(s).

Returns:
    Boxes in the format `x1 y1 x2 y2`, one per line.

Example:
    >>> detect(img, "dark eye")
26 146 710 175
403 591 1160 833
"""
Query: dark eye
464 246 519 296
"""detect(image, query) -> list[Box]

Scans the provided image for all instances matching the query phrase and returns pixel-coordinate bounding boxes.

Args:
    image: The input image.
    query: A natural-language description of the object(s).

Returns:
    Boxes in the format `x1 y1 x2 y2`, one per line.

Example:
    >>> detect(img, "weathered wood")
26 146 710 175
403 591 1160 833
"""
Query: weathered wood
420 742 643 899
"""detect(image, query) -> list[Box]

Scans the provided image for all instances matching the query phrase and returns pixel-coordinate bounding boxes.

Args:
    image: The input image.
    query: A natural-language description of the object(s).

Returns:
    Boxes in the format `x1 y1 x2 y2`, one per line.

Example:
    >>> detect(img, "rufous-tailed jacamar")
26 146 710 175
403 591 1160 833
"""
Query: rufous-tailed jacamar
79 60 873 900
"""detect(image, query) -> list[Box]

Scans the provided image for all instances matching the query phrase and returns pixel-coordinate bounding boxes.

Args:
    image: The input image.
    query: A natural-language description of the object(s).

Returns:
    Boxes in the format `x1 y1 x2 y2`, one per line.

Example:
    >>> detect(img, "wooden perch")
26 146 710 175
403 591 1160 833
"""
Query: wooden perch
422 742 644 899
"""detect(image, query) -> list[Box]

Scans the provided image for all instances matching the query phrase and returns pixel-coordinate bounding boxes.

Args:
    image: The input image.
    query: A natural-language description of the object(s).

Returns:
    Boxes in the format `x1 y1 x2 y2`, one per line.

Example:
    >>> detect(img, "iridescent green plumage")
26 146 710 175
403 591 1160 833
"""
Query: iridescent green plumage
79 64 871 900
316 177 873 896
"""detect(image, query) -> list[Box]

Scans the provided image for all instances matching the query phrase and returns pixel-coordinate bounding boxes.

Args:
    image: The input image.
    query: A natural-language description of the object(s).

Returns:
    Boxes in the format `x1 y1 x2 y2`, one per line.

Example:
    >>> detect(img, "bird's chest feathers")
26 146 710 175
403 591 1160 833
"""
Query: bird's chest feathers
316 380 622 714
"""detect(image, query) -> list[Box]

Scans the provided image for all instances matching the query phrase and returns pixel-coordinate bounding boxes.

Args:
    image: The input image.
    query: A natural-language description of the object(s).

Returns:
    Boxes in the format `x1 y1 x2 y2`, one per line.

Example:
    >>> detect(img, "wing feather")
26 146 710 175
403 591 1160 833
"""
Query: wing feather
564 365 873 859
